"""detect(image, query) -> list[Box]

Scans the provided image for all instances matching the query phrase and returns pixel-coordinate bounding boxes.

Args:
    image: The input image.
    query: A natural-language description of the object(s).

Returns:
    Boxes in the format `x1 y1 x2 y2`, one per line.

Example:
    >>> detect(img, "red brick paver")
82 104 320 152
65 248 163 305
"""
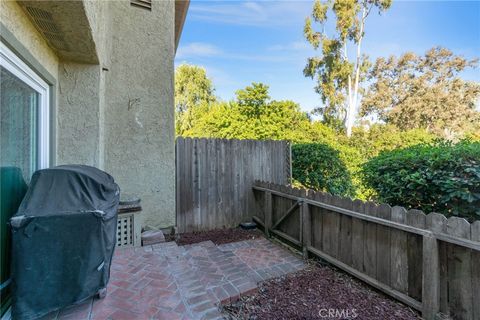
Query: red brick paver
42 238 304 320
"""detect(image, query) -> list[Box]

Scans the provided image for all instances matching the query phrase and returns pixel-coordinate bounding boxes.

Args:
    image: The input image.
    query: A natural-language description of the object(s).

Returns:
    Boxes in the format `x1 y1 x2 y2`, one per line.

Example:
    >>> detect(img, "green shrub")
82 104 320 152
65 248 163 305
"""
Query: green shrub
292 143 355 197
350 124 436 159
362 141 480 221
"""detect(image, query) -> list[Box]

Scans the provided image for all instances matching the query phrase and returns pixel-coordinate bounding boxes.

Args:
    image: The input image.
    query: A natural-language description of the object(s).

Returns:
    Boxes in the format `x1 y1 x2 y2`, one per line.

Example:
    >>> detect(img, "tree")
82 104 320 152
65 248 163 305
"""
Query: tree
175 64 216 134
181 82 314 141
361 47 480 139
304 0 391 136
349 124 435 158
235 82 270 118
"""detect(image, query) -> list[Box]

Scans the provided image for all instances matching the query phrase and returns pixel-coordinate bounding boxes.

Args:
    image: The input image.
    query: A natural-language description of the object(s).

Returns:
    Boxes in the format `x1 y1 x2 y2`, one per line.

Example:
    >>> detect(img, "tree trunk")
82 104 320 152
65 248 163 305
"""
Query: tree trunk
345 5 367 137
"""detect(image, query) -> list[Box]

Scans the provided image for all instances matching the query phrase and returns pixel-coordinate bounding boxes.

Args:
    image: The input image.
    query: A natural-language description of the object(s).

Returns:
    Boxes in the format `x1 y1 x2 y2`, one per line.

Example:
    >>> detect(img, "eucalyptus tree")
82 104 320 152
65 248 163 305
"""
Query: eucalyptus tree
304 0 392 136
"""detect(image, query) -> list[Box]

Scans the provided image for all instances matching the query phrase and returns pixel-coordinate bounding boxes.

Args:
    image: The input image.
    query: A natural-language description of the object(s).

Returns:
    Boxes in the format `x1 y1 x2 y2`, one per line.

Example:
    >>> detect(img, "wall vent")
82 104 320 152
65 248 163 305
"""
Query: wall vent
131 0 152 10
24 6 69 51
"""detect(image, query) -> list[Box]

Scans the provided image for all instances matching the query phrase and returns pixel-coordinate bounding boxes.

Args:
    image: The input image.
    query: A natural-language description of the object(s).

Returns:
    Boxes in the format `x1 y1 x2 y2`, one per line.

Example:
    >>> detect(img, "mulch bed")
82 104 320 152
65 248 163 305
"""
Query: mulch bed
222 262 420 320
171 227 264 246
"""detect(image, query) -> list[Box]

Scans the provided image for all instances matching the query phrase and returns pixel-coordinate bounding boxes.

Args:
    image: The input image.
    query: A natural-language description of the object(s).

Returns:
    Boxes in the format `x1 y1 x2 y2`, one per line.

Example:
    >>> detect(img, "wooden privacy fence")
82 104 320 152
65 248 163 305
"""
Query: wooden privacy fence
252 181 480 320
176 138 291 233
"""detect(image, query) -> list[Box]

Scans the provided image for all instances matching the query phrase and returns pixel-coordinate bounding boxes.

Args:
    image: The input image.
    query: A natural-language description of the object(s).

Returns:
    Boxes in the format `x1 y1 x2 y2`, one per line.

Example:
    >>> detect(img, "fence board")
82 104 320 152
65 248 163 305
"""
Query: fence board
311 191 324 252
364 202 378 279
338 197 353 266
426 213 448 315
207 139 215 229
252 182 479 320
322 194 336 258
302 192 311 259
472 221 480 320
227 139 235 223
217 140 225 228
232 139 241 225
327 196 344 262
277 187 300 241
446 217 473 320
406 209 426 301
390 206 408 294
376 203 392 286
175 137 183 229
424 213 444 319
351 199 365 273
176 138 290 232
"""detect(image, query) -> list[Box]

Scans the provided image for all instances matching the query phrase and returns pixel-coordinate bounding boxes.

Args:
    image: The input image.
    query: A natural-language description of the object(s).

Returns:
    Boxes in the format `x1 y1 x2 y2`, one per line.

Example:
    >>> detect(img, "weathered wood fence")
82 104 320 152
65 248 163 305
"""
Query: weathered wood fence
176 138 291 232
252 181 480 320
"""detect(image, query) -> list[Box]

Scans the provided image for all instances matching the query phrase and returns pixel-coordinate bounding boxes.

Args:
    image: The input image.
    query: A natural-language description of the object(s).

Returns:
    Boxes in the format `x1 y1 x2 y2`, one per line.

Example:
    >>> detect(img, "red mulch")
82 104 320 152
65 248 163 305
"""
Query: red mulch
221 262 420 320
172 228 264 246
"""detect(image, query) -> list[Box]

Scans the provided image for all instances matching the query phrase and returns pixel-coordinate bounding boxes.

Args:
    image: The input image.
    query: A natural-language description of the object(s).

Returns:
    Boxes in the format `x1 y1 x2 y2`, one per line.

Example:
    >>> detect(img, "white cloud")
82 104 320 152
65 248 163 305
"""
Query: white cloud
243 1 264 14
203 65 240 87
176 41 297 62
188 1 311 27
268 41 310 51
176 42 223 59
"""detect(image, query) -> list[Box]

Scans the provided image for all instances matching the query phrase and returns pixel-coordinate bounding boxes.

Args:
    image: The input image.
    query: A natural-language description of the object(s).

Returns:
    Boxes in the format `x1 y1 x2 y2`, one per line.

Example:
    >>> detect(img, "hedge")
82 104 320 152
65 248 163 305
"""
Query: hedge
362 141 480 221
292 143 355 197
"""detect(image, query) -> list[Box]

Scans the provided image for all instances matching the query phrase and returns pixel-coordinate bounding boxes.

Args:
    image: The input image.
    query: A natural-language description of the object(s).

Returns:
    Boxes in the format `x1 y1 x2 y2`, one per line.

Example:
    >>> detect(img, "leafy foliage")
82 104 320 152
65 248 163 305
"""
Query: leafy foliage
174 65 480 221
181 82 314 142
349 124 436 159
345 125 436 198
175 64 216 135
361 47 480 139
292 143 355 197
178 79 443 201
304 0 391 135
235 82 270 118
362 141 480 221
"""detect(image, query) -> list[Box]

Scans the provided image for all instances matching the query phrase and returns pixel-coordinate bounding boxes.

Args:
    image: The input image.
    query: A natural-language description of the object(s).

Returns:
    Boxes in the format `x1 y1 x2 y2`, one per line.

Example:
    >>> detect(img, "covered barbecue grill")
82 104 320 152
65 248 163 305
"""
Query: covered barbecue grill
10 165 120 320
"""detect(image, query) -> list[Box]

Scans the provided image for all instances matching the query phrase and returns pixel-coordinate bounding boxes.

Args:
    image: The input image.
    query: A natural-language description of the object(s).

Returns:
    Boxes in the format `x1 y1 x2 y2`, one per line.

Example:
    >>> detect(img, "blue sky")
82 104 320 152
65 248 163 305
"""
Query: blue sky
175 0 480 113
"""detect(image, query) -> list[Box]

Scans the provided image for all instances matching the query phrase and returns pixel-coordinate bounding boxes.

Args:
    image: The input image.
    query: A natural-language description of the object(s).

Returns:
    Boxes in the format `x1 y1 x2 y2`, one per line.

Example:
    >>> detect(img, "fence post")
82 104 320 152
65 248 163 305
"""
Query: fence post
301 200 311 260
422 234 440 320
264 191 272 238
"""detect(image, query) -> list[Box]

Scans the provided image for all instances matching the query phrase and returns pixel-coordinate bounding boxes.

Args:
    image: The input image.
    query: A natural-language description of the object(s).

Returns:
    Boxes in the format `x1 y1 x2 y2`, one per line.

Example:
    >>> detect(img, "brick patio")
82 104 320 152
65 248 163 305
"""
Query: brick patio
39 238 305 320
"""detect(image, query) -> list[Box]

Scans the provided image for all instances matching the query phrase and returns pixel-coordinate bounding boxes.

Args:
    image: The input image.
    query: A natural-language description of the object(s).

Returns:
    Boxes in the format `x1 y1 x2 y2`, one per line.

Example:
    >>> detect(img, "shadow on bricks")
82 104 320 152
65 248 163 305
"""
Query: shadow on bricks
43 238 305 320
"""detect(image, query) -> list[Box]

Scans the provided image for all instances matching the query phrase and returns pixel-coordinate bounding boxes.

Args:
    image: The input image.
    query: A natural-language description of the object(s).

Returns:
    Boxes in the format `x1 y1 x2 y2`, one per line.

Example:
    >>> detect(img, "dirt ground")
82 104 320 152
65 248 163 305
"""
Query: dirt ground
221 262 420 320
170 227 264 246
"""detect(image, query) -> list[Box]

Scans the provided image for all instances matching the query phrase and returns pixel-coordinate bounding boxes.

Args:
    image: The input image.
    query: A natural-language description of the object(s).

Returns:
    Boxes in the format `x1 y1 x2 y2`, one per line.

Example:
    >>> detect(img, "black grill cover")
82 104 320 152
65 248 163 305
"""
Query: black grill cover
10 165 120 320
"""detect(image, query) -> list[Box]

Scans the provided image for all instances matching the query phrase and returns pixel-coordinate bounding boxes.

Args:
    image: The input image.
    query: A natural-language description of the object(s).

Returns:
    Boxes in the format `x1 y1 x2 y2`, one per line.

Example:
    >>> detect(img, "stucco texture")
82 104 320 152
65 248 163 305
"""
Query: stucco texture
2 0 176 229
0 0 59 79
57 63 103 167
103 0 176 229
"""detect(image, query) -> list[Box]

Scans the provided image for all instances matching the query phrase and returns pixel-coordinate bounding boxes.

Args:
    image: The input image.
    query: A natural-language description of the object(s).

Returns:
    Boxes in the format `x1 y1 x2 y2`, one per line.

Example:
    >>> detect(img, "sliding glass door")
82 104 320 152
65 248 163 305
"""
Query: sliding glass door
0 42 50 316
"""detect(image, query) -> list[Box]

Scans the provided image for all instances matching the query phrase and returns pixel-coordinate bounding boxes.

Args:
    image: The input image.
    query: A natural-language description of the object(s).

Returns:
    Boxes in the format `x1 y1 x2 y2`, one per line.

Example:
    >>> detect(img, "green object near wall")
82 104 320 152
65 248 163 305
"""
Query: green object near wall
1 167 27 316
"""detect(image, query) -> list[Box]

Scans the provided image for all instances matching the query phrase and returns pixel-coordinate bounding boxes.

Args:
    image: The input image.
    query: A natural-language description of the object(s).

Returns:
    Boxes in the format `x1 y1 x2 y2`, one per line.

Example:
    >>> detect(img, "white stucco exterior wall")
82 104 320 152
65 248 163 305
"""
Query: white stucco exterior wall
103 0 176 229
57 0 176 229
0 0 59 80
2 0 176 230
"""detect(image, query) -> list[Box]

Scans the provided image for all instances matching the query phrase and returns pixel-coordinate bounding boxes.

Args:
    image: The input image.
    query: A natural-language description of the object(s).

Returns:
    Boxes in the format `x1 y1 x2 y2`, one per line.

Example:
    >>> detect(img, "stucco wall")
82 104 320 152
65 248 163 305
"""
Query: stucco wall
2 0 176 229
56 63 103 167
56 0 110 169
0 0 59 80
57 0 110 169
103 0 176 229
1 0 60 165
54 0 176 229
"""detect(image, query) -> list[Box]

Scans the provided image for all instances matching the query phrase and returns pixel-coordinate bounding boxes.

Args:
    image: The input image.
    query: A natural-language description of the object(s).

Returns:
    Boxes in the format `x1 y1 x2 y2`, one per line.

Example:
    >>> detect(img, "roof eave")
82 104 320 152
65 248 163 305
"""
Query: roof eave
175 0 189 53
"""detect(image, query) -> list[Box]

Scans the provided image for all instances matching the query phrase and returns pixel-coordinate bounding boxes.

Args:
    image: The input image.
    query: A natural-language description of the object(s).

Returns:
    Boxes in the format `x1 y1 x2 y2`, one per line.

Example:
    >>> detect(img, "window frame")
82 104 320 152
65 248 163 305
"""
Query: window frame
0 41 50 170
